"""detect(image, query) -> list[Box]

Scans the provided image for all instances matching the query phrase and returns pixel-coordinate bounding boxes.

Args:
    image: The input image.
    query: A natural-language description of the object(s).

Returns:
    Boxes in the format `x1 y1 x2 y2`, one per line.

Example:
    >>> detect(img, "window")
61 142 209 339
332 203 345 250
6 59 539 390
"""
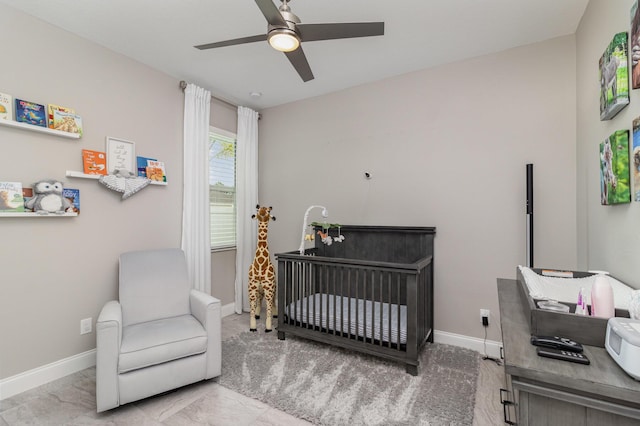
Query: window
209 128 236 250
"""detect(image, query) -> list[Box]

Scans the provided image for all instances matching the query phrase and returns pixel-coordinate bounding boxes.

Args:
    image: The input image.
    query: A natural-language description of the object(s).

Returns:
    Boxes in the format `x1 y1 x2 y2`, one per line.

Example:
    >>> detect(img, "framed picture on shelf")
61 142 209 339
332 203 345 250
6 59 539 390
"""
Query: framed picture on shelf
106 137 136 174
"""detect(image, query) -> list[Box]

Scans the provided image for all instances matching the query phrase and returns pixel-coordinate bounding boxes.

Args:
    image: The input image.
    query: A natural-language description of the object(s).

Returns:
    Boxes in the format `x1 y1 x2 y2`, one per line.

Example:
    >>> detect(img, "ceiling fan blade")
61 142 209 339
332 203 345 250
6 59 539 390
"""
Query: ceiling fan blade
284 47 314 82
194 34 266 50
255 0 287 27
298 22 384 42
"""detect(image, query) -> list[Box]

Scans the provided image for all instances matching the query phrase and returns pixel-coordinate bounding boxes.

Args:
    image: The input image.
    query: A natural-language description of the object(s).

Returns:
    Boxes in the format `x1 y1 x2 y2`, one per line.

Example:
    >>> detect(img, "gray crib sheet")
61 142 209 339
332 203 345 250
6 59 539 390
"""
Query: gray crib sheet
287 293 407 344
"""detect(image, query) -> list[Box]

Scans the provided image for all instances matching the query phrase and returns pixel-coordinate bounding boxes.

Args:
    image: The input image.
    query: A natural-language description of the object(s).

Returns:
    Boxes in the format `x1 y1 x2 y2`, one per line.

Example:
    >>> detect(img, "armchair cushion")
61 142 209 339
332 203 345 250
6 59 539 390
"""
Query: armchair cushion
119 314 207 374
119 249 191 326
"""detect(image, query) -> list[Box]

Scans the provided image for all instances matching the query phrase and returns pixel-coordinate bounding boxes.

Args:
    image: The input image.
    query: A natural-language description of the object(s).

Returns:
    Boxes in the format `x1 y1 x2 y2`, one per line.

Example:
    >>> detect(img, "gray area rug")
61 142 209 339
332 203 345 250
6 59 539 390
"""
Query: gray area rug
219 331 479 425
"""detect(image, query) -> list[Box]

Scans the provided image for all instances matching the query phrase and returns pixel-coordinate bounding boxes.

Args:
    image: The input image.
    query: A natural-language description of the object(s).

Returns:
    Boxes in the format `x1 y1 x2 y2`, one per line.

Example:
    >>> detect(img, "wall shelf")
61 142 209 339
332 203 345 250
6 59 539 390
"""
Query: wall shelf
66 170 168 186
0 212 78 217
0 118 81 139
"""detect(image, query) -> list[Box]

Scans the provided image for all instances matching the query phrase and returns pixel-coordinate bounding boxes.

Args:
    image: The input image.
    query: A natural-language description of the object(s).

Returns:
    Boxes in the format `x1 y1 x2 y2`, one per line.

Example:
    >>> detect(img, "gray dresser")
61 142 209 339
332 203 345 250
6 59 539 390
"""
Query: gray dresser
498 278 640 425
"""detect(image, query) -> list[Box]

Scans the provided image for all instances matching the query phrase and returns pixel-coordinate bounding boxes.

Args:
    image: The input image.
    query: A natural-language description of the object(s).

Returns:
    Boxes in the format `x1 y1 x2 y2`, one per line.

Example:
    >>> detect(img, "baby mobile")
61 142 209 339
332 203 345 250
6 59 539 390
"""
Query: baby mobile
298 205 346 254
309 222 345 246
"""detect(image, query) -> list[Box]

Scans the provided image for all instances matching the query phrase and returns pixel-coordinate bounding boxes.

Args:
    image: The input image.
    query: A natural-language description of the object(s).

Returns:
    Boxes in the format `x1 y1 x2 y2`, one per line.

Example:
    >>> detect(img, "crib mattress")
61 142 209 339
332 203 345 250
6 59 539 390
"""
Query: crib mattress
287 293 407 345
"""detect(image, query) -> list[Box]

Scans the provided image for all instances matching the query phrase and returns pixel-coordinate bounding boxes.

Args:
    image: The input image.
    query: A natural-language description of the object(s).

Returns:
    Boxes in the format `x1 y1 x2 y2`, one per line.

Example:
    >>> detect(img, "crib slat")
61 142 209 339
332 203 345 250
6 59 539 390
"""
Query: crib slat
349 269 360 338
396 272 401 350
332 266 337 336
378 270 382 346
317 264 322 331
294 261 299 327
387 272 392 348
346 268 350 337
307 261 312 329
363 271 368 342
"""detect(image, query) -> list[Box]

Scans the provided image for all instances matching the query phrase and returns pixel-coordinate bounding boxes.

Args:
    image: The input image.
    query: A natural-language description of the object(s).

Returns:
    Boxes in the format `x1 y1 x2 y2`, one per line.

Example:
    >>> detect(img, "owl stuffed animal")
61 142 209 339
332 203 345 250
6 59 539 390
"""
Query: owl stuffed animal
25 179 71 214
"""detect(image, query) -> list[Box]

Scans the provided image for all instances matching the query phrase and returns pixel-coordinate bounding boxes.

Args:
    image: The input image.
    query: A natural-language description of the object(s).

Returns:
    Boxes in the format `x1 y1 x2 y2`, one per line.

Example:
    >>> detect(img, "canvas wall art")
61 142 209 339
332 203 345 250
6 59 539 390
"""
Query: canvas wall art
599 32 629 120
633 117 640 201
600 129 631 205
632 1 640 89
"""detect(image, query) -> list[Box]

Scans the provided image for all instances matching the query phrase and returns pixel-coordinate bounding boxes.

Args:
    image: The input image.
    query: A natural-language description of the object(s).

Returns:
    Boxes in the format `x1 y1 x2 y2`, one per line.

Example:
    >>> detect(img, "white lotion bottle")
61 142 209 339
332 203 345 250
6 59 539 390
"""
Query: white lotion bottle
591 274 615 318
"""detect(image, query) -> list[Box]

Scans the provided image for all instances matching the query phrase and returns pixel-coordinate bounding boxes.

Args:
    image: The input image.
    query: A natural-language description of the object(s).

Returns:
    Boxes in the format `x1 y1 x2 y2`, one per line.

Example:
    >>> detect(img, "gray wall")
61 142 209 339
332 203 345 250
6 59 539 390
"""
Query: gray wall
258 35 578 342
0 5 234 380
576 0 640 289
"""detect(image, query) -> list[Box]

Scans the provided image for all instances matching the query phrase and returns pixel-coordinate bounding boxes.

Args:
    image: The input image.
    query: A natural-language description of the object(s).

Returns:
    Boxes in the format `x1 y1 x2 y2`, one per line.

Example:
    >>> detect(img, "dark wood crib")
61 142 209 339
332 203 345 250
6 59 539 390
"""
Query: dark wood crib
275 225 435 375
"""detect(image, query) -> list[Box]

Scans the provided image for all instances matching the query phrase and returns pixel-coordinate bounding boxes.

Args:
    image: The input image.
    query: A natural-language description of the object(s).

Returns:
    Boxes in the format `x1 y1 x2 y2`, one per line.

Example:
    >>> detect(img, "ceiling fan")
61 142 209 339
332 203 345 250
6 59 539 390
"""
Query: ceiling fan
194 0 384 82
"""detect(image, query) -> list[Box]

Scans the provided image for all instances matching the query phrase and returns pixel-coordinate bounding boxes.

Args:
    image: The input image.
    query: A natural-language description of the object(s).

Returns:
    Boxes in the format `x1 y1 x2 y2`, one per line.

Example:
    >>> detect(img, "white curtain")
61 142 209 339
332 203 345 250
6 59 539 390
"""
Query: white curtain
181 84 212 294
234 106 259 313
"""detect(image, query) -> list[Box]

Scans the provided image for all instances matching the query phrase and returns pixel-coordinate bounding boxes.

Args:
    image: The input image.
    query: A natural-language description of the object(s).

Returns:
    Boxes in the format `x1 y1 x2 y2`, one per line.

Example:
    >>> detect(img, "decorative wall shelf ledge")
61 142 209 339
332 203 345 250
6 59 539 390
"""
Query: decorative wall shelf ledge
0 118 81 139
65 171 168 186
0 212 78 217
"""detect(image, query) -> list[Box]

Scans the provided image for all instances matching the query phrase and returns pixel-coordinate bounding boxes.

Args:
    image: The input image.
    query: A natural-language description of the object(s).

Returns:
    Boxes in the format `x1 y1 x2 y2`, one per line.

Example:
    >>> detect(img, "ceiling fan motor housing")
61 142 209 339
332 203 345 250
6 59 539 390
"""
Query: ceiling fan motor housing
269 5 300 31
267 6 301 52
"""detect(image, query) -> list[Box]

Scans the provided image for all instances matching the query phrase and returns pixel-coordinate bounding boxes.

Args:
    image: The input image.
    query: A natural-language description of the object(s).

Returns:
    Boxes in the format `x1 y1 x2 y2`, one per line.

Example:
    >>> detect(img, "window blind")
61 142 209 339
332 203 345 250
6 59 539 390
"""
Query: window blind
209 130 236 249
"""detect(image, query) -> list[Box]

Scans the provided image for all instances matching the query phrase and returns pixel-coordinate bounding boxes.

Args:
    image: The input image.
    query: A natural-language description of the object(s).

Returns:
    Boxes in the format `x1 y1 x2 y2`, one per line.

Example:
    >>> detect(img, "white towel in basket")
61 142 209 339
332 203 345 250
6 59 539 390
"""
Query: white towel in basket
519 265 633 310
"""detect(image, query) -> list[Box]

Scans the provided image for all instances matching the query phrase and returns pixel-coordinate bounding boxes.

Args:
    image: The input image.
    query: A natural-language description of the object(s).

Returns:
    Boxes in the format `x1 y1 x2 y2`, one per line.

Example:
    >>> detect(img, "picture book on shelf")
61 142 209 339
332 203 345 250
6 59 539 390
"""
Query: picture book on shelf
47 104 74 128
15 99 46 127
52 109 82 135
146 160 166 182
137 156 156 178
0 182 25 213
62 188 80 214
82 149 107 175
22 187 33 211
0 92 13 120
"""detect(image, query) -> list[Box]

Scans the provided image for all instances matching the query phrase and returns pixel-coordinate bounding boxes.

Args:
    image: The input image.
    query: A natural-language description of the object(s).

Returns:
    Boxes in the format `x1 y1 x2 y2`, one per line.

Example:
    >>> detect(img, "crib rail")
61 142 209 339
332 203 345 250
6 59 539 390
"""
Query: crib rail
276 250 434 373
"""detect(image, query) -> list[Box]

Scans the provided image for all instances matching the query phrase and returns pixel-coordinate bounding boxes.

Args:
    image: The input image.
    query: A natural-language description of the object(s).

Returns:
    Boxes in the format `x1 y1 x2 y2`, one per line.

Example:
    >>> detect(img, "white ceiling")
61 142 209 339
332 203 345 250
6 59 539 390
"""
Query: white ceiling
1 0 589 110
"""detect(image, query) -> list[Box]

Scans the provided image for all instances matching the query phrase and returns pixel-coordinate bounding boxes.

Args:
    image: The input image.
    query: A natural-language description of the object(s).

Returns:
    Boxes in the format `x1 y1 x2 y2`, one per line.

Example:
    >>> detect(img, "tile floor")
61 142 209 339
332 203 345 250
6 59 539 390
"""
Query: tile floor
0 313 504 425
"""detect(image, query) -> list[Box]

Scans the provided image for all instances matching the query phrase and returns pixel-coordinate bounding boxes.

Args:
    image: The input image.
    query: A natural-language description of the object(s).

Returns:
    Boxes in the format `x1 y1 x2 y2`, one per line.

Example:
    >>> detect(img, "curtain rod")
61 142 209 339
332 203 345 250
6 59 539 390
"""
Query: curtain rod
179 80 237 109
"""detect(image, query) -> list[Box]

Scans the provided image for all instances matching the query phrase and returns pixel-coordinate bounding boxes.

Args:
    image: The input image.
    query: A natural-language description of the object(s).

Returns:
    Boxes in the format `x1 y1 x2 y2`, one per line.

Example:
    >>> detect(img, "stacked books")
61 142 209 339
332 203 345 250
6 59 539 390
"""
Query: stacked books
137 156 167 182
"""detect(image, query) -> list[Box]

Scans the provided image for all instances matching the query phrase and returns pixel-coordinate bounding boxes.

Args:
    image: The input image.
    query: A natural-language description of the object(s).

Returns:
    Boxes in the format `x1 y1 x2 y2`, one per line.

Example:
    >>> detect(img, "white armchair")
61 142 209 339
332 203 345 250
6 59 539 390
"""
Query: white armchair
96 248 221 412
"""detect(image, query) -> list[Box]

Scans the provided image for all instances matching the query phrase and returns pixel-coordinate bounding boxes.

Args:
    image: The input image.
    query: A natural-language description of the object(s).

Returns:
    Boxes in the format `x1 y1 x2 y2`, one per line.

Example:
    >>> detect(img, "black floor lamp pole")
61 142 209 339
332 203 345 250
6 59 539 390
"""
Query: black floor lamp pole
526 164 534 267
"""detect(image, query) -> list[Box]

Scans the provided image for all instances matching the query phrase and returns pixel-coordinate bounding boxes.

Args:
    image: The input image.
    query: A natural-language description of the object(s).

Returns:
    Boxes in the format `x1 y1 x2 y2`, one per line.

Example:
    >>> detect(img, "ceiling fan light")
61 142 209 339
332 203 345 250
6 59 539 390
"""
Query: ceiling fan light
268 29 300 52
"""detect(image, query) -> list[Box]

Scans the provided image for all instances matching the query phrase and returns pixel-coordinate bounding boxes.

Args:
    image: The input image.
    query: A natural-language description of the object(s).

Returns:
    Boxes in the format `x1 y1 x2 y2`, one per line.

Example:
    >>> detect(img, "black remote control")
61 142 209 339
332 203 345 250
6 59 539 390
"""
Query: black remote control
536 347 590 365
530 335 583 353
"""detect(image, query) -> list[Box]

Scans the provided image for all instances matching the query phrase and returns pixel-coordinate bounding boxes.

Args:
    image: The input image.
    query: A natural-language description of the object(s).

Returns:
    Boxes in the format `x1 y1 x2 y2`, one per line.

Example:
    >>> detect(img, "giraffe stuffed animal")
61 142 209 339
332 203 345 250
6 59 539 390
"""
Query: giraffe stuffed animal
248 205 277 332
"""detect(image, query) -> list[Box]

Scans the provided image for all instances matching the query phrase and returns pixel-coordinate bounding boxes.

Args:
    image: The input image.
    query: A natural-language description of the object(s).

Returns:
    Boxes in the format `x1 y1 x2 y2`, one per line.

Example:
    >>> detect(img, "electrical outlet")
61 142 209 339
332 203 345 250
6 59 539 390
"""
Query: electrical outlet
480 309 490 326
80 317 92 335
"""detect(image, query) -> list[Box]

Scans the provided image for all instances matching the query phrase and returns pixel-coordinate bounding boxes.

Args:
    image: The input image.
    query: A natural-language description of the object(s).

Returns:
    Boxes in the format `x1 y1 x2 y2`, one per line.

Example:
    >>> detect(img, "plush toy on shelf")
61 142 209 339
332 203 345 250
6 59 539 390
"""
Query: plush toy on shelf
25 179 71 214
98 169 150 200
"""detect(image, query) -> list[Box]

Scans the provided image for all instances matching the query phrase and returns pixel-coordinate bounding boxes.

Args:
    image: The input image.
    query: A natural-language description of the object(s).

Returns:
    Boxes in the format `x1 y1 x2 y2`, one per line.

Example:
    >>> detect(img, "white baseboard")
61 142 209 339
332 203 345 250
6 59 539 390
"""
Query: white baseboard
434 329 503 359
221 302 236 318
0 321 501 402
0 349 96 401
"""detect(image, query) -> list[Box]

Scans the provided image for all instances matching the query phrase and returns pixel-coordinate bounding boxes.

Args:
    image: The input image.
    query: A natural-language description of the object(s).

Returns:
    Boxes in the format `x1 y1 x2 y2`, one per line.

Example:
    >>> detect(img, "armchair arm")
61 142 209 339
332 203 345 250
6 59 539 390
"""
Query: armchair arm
96 300 122 412
190 290 221 379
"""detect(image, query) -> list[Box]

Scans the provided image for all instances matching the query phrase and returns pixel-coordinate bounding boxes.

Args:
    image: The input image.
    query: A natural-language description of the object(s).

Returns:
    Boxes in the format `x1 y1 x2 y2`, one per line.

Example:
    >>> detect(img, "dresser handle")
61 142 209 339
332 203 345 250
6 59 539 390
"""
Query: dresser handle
500 388 516 425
